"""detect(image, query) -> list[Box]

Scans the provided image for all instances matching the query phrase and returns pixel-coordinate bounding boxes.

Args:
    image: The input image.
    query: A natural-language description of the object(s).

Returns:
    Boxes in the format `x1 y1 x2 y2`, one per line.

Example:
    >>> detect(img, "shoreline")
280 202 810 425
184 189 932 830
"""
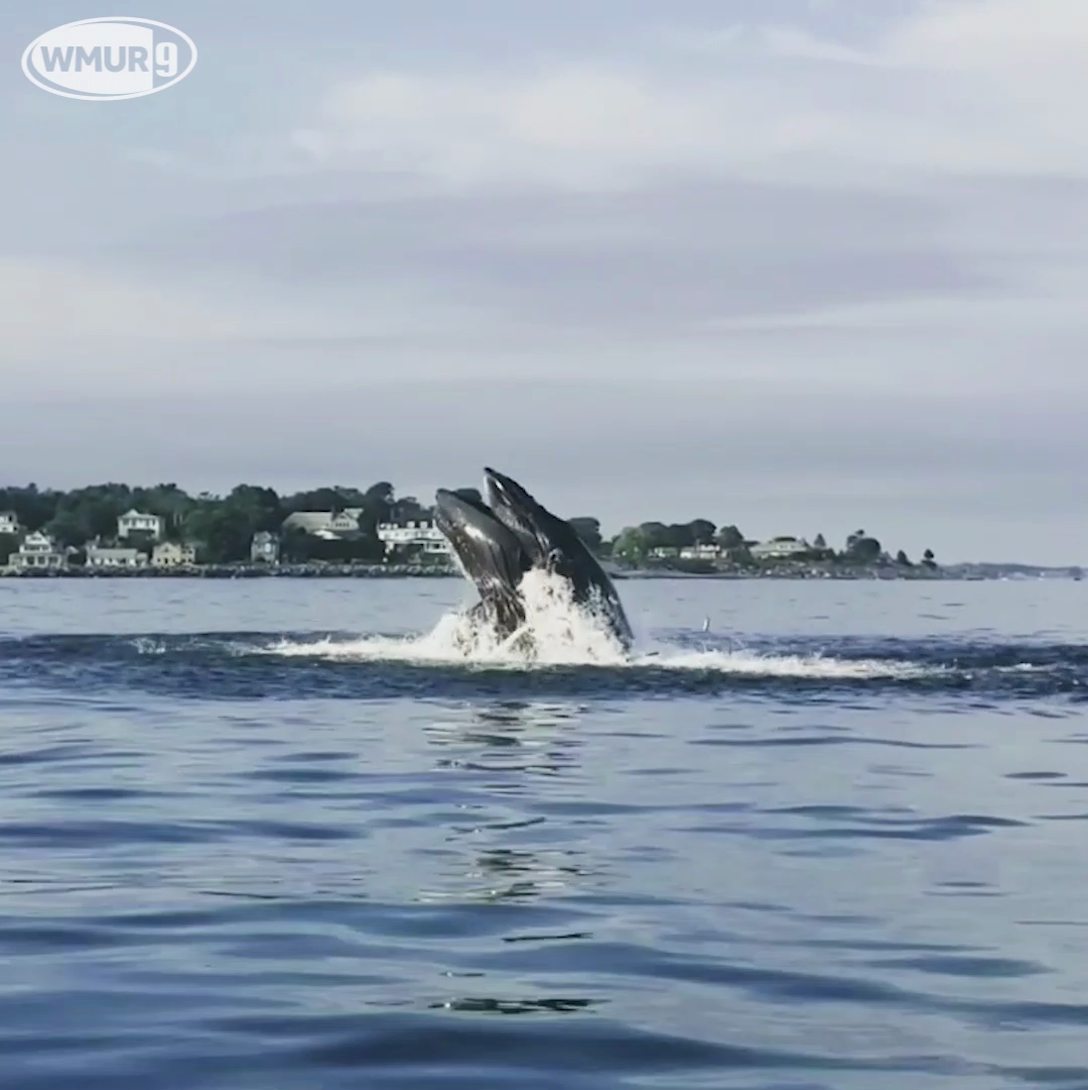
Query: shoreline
0 563 1078 581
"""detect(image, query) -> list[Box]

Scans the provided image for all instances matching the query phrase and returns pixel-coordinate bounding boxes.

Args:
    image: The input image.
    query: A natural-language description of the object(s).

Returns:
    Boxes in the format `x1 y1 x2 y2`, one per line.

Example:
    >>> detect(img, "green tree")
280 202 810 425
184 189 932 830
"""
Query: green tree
845 529 866 552
716 525 744 549
283 487 347 514
48 483 140 544
568 517 602 551
133 483 194 534
688 519 716 545
280 527 314 563
184 505 253 564
637 522 670 550
393 495 430 523
846 535 882 563
309 534 384 563
663 524 693 549
0 533 18 565
45 510 88 549
611 527 646 563
0 485 61 532
224 485 282 533
362 482 395 523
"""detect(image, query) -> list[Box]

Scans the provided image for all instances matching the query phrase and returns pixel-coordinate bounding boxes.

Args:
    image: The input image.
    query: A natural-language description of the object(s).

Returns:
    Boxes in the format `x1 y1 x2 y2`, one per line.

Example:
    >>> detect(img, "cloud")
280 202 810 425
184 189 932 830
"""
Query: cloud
0 257 287 343
287 66 729 191
273 0 1088 193
102 180 992 335
101 1 1088 353
884 0 1088 72
0 254 482 397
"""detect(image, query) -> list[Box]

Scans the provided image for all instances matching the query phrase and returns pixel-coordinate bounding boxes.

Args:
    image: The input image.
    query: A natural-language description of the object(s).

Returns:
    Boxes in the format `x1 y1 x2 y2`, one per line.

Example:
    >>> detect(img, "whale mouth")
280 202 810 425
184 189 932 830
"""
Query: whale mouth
435 469 633 650
482 467 551 565
433 489 528 591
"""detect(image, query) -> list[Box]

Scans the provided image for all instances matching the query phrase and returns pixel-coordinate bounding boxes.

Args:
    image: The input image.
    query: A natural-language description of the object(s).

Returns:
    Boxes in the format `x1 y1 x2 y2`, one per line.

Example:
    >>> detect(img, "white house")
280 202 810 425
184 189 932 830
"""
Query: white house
86 544 147 569
250 531 280 564
117 509 165 540
376 520 450 556
0 511 21 536
750 536 811 560
151 541 197 568
281 509 363 538
9 532 66 571
679 544 721 561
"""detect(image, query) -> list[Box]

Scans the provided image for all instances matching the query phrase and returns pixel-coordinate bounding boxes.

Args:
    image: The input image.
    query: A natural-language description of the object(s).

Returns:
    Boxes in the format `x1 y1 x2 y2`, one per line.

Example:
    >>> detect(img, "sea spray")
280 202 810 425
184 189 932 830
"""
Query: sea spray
266 570 932 680
267 569 630 667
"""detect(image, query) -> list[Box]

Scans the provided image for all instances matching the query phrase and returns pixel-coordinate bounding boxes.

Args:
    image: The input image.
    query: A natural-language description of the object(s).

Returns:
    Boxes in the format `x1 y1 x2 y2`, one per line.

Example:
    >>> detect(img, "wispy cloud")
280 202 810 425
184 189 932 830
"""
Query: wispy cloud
273 0 1088 191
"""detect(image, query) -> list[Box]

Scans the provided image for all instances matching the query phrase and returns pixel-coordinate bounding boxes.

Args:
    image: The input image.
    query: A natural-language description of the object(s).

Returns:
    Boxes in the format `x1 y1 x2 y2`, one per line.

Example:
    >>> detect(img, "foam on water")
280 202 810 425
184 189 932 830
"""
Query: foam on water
266 569 933 680
269 569 630 668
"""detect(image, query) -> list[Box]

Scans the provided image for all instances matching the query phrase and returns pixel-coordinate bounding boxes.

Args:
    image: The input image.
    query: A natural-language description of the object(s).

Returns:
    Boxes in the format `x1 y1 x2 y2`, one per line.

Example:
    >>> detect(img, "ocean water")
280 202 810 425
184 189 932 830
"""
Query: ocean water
1 575 1087 1089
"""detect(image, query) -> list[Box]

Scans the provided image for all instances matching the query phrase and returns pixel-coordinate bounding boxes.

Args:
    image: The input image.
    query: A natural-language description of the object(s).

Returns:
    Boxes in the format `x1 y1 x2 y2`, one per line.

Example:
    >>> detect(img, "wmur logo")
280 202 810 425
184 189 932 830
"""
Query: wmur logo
22 17 196 100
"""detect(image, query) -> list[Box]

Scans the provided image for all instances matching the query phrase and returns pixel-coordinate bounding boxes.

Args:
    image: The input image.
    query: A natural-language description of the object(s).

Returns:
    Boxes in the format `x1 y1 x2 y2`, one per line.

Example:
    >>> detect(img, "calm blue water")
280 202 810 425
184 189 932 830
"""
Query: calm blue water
1 576 1087 1089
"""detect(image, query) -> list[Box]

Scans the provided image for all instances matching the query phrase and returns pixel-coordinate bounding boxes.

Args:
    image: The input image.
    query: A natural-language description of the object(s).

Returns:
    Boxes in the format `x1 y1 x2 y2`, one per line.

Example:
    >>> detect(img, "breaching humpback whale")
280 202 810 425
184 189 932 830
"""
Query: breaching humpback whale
434 468 633 650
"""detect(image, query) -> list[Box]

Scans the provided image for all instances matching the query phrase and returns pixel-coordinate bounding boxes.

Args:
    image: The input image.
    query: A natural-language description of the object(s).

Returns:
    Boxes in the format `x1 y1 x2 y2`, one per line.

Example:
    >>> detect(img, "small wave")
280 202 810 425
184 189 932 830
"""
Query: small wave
637 649 936 681
132 637 168 656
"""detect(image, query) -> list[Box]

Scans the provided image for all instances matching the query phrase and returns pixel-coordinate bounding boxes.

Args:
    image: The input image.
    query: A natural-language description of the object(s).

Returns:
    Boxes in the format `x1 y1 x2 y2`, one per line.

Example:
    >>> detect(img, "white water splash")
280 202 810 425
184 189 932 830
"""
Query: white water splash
265 569 934 680
637 647 935 680
270 569 629 667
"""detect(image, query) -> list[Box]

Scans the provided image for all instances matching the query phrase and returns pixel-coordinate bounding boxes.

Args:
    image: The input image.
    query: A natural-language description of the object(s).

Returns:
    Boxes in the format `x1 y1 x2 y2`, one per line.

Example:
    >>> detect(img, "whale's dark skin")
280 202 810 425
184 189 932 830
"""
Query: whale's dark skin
434 469 633 649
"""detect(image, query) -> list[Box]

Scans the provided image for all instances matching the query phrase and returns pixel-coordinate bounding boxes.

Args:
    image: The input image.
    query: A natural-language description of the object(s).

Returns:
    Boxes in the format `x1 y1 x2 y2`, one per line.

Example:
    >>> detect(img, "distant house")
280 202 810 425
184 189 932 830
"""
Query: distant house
750 536 811 560
250 531 280 564
9 531 66 571
86 544 147 569
151 541 196 568
376 520 450 556
117 509 165 541
282 509 363 539
679 544 721 561
0 511 21 537
649 546 680 559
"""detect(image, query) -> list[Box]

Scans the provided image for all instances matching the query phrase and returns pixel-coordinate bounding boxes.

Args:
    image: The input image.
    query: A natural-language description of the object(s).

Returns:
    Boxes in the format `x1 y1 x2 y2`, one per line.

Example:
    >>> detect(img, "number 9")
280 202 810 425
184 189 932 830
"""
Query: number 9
155 41 177 77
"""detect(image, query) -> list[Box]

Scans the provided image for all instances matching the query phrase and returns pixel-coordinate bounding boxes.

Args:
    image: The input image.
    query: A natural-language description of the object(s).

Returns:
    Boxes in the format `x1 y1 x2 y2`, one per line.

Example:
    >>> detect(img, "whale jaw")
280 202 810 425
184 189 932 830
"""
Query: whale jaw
434 470 633 650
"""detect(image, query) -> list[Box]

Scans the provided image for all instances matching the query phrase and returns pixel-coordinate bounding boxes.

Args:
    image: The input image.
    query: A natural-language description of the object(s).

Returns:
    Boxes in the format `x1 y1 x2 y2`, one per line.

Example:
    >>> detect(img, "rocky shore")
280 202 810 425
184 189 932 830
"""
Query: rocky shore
0 563 455 579
1 561 1078 580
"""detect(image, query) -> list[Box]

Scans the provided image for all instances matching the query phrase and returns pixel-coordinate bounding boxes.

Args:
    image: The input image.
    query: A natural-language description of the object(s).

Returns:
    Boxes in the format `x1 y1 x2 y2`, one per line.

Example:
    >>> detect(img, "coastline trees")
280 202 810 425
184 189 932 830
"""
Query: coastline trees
0 479 937 572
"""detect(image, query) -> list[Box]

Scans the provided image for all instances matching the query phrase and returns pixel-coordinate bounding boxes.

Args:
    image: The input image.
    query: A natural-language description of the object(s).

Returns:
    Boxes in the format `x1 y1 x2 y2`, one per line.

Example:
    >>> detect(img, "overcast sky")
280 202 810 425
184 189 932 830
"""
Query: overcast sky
4 0 1086 563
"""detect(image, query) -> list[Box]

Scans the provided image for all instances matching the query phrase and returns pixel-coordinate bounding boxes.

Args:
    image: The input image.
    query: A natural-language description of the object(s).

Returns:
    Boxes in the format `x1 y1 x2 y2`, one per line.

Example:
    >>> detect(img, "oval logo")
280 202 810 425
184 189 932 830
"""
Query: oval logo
22 17 197 101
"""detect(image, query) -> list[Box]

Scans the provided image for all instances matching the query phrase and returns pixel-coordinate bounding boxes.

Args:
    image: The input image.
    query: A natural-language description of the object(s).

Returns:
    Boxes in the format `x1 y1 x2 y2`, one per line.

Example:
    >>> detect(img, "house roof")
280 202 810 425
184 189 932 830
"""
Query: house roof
120 509 162 520
283 510 361 533
283 511 331 531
